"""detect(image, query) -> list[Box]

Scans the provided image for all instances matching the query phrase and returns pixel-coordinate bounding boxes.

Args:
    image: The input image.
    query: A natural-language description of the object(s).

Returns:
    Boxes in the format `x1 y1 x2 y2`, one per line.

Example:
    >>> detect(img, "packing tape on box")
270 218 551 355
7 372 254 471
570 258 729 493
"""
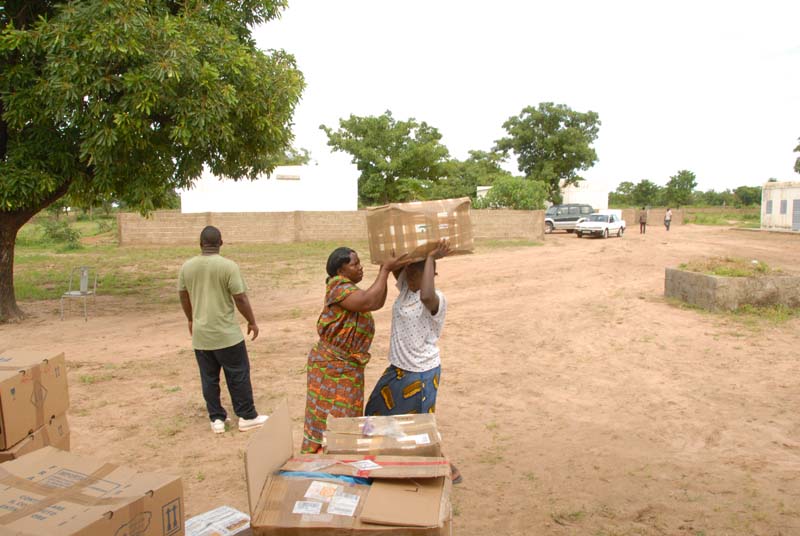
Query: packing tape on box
0 463 121 524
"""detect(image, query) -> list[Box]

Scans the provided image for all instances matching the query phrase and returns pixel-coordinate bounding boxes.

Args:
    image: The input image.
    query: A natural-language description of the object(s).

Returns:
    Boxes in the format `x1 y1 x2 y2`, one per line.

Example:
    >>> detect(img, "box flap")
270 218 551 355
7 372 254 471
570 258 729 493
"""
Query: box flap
280 455 449 479
359 478 445 527
0 350 65 374
244 399 293 516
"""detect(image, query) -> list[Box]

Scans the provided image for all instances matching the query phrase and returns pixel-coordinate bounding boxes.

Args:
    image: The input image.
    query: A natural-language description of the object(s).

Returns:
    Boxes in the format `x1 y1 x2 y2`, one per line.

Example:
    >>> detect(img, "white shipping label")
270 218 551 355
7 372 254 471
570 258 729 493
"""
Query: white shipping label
327 492 360 517
304 481 341 503
293 501 323 515
349 459 382 471
398 433 431 445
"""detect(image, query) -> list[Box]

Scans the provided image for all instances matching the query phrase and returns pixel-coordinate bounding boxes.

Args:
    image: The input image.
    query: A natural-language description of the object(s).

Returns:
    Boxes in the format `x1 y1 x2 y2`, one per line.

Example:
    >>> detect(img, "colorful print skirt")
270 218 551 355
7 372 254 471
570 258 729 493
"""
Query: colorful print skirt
301 340 367 453
365 364 441 416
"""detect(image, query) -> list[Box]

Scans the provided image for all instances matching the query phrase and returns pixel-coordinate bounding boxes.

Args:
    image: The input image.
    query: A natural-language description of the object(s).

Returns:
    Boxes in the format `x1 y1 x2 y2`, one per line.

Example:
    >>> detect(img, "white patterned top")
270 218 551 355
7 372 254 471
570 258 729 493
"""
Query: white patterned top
388 271 447 373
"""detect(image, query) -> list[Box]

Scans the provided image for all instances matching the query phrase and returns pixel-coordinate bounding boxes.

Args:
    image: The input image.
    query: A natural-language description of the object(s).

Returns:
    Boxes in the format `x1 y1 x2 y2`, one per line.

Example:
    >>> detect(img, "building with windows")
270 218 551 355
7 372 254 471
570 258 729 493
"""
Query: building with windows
761 181 800 231
179 164 357 213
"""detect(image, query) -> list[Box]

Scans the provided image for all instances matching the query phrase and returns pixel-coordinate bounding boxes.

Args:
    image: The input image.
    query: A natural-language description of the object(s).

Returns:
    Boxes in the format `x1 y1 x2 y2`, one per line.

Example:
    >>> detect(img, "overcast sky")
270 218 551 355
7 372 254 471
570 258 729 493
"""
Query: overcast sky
253 0 800 193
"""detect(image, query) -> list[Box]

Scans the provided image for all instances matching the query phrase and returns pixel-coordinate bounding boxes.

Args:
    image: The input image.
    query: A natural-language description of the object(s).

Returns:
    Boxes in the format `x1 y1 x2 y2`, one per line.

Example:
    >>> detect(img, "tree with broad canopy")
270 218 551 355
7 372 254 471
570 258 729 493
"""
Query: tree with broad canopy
494 102 600 205
0 0 304 321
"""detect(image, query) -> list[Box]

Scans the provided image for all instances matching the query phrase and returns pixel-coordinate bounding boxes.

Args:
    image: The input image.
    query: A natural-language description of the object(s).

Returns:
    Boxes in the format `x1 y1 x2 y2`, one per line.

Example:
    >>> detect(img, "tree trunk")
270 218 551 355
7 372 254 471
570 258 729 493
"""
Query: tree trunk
0 182 71 323
0 215 25 322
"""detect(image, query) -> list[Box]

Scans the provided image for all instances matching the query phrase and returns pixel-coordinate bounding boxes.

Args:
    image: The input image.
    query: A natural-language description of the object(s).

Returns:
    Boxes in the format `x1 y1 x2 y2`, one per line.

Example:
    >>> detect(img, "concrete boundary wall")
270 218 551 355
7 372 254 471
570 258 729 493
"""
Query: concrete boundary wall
664 268 800 311
118 209 545 246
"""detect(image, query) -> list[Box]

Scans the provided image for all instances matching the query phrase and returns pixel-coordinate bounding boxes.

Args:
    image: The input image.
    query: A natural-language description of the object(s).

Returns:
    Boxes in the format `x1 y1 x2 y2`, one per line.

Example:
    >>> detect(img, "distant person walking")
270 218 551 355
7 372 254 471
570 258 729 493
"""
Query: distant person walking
178 226 268 434
639 207 648 234
664 208 673 231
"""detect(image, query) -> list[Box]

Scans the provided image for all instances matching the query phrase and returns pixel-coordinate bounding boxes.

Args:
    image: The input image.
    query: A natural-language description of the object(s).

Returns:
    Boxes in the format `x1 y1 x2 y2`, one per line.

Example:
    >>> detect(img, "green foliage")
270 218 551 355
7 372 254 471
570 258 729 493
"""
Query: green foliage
476 176 547 210
39 219 81 249
1 0 304 214
664 170 697 207
679 257 772 277
795 137 800 174
320 111 451 205
631 180 662 207
684 210 760 227
429 150 512 201
733 185 761 206
275 146 311 166
494 102 600 204
1 0 304 319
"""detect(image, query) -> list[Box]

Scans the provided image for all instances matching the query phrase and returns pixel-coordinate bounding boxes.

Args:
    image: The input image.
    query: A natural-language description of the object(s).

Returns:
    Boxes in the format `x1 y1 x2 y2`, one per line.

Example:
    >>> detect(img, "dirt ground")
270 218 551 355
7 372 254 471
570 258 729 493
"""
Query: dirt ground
2 224 800 535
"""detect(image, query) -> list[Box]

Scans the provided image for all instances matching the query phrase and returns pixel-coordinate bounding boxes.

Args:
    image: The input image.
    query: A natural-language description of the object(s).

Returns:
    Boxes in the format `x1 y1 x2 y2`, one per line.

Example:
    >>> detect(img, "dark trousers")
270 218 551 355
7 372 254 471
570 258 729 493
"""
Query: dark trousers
194 340 257 421
640 222 646 234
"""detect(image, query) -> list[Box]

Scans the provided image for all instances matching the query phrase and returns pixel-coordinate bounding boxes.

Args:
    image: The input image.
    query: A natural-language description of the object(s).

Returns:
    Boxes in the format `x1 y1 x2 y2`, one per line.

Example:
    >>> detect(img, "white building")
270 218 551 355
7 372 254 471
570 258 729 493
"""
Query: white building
560 180 609 210
761 181 800 231
180 164 357 213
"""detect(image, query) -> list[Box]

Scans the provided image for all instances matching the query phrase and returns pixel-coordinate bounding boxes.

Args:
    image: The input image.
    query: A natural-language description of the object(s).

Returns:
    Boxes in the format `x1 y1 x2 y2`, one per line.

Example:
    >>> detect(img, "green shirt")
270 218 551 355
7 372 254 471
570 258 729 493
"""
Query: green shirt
178 254 248 350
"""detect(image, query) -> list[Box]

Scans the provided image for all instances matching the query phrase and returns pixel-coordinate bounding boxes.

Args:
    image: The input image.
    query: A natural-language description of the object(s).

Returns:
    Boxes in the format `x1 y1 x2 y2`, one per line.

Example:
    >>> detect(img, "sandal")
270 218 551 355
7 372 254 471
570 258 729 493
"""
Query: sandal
450 463 463 485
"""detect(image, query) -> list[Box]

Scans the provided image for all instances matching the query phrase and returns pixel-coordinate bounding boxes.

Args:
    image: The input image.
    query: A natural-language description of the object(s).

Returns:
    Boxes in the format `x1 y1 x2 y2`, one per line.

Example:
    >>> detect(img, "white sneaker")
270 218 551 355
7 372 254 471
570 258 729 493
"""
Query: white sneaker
238 415 269 432
211 419 225 434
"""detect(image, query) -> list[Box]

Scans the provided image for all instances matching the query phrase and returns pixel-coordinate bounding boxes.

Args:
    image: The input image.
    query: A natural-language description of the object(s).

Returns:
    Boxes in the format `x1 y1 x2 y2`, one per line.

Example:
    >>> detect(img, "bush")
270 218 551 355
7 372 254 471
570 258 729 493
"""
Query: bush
40 219 82 249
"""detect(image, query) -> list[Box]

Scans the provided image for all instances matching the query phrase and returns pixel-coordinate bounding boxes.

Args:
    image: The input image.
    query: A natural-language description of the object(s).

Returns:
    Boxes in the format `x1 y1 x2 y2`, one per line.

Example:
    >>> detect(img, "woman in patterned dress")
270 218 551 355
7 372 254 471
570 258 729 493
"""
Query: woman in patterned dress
301 247 407 453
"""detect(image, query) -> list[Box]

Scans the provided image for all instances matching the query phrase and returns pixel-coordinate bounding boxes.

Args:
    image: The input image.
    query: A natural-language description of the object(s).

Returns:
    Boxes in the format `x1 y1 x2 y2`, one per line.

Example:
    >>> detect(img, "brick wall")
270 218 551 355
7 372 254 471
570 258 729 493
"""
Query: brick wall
118 209 544 246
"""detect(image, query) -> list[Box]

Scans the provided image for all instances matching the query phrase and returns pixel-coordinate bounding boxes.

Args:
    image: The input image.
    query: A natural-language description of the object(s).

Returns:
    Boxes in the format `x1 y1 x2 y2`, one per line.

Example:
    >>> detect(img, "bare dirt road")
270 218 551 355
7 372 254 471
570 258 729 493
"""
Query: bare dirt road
3 224 799 535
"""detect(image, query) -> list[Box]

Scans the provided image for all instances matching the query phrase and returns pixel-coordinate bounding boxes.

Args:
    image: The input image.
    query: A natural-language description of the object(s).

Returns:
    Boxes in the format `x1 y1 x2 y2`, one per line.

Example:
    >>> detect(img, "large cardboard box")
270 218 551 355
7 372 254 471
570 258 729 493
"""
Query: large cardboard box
0 350 70 449
324 414 442 458
245 402 452 535
0 446 184 536
0 413 70 463
366 197 474 264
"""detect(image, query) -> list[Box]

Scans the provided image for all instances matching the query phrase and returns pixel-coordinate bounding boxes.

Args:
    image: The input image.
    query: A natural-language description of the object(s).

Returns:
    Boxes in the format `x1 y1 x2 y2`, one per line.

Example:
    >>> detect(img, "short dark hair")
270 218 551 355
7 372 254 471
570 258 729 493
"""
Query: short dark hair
200 225 222 247
326 247 355 278
406 260 426 273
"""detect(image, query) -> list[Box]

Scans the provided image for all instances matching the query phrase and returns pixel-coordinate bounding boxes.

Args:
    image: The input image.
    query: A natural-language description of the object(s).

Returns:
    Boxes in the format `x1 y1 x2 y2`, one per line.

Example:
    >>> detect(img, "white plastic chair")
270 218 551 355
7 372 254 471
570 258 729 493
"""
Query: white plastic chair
60 266 97 321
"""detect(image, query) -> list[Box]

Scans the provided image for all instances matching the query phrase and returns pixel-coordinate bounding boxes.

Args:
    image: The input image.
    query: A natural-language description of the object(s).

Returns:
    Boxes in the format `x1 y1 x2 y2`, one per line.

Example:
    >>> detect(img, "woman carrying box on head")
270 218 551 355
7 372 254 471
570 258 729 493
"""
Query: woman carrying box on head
364 239 462 483
300 247 408 454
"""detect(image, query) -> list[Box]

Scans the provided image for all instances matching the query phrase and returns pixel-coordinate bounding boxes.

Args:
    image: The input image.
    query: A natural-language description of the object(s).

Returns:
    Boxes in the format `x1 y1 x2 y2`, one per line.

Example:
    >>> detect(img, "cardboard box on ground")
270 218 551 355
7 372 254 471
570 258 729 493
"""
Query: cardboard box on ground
0 350 70 461
324 414 442 458
245 401 452 535
0 413 70 463
0 446 184 536
366 197 474 264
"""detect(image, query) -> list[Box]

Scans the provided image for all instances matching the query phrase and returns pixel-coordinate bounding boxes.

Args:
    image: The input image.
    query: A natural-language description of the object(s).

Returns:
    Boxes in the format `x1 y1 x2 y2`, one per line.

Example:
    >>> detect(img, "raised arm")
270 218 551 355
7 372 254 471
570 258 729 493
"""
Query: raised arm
420 240 451 314
339 253 410 313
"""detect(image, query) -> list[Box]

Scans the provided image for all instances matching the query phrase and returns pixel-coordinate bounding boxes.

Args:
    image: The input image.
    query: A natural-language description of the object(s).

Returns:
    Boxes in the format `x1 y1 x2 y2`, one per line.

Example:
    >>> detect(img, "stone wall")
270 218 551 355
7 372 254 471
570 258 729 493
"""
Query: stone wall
664 268 800 311
118 209 544 246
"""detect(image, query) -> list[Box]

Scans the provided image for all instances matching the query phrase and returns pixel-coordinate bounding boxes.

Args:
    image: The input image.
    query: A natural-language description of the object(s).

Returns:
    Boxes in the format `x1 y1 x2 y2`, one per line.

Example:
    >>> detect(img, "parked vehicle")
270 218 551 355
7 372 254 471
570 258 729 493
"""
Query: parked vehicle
575 209 626 238
544 204 594 233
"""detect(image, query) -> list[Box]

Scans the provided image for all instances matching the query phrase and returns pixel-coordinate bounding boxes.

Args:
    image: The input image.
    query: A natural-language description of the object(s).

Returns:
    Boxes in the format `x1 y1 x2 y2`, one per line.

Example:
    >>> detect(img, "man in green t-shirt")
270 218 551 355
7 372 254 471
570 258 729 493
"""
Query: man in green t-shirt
178 226 267 434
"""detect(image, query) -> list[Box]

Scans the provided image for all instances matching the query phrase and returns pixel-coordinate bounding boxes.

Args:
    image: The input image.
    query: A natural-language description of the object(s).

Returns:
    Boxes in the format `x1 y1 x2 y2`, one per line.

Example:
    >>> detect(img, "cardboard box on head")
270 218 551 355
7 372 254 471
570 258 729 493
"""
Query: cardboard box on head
366 197 474 265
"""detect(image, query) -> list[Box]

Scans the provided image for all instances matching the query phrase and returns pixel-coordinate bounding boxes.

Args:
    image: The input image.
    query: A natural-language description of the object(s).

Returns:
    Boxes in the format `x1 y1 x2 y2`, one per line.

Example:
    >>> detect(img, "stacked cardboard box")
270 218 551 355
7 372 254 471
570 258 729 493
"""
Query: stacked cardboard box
324 413 442 457
366 197 474 264
0 446 184 535
245 402 452 535
0 350 70 461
